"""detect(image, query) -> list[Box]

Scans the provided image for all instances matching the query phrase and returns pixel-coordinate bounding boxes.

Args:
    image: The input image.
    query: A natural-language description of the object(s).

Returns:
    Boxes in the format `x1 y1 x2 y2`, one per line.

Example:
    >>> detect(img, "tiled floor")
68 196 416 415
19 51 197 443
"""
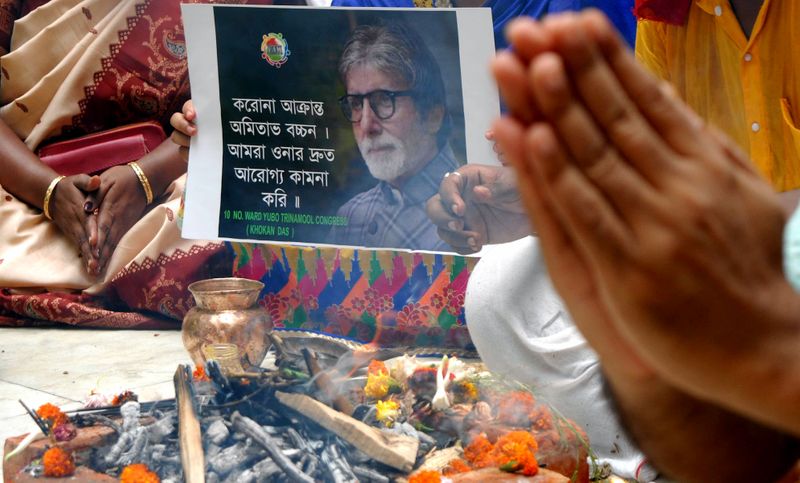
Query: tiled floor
0 327 190 474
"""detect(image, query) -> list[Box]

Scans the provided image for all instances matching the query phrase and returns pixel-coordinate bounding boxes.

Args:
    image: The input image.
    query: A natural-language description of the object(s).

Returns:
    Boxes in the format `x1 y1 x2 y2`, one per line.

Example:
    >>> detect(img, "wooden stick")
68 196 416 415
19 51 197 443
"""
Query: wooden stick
231 411 315 483
301 348 354 416
174 364 205 483
18 400 50 436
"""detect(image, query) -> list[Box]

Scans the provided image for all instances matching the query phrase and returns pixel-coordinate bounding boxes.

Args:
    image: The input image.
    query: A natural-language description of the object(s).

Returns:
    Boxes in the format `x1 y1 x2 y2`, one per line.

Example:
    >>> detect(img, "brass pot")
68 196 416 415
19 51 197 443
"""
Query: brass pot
182 277 272 370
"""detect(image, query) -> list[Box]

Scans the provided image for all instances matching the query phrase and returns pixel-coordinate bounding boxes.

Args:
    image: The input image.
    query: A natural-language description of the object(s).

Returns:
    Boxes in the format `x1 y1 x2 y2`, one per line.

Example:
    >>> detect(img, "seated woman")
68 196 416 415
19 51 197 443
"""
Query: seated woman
0 0 267 328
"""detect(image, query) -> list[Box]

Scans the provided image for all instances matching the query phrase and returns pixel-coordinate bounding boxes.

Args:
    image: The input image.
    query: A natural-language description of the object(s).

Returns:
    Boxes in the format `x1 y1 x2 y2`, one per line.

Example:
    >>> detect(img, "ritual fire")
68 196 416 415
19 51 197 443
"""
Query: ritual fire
4 331 595 482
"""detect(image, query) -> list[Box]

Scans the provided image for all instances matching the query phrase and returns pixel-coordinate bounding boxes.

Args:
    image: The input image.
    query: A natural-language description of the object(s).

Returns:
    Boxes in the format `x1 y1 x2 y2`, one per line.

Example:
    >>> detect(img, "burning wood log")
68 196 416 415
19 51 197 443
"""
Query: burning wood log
174 364 206 483
230 411 315 483
275 391 418 472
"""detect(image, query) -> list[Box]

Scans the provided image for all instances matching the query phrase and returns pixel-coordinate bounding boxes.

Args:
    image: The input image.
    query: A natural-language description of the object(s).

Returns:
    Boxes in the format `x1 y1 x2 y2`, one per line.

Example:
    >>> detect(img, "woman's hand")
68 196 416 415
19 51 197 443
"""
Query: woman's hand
170 99 196 163
92 165 148 274
49 175 102 274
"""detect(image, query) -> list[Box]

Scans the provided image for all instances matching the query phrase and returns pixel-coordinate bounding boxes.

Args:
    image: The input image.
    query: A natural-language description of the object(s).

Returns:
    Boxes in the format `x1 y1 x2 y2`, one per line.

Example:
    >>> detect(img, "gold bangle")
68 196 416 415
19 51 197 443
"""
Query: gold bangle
43 175 65 220
128 161 154 205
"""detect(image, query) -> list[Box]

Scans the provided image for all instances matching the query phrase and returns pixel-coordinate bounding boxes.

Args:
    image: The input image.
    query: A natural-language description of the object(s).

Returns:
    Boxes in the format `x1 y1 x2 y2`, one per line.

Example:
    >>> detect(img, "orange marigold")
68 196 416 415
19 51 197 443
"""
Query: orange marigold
494 431 539 476
42 447 75 477
367 359 388 375
36 403 68 428
463 433 496 469
443 458 472 475
193 364 210 382
120 463 161 483
111 390 138 406
408 470 442 483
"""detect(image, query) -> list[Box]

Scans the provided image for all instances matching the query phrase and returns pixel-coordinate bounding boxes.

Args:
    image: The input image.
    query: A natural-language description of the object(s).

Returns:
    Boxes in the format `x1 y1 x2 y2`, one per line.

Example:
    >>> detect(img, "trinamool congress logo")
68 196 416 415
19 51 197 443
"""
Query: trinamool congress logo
261 33 290 68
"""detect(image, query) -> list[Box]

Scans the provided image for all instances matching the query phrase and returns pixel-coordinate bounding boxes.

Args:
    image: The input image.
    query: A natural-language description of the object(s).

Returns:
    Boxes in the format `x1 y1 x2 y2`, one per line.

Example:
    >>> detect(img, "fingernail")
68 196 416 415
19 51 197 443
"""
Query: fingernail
84 201 94 212
451 204 460 215
468 237 477 248
448 221 458 231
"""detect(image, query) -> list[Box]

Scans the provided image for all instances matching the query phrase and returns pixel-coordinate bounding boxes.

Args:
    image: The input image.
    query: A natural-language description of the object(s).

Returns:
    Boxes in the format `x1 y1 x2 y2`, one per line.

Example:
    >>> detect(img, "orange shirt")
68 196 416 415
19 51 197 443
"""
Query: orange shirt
635 0 800 192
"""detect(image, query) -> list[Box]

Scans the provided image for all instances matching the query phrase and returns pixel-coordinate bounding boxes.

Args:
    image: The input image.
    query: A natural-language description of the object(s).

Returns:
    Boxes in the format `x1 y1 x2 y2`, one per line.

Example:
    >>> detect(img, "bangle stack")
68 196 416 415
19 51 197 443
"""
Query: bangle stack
43 175 65 220
128 161 154 205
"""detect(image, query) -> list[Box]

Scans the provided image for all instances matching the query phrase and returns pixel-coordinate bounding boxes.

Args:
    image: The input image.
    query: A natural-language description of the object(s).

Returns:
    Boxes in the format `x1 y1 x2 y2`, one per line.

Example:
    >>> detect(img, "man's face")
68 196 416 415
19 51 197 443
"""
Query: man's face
345 64 440 185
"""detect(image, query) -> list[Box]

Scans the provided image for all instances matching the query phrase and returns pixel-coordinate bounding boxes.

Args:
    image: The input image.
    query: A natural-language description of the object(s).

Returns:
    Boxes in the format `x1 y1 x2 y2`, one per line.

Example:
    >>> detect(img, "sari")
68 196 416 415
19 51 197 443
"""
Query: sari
0 0 266 328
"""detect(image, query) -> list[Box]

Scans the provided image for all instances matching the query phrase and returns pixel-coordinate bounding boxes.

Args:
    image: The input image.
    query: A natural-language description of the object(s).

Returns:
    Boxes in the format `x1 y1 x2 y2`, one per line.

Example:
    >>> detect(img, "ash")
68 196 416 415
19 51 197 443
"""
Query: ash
78 355 411 482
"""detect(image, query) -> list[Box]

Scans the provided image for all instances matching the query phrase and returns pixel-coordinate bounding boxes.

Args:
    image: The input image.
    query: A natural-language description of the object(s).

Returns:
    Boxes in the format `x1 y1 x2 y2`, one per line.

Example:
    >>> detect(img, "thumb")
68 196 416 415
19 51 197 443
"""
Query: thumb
473 175 519 206
73 174 101 192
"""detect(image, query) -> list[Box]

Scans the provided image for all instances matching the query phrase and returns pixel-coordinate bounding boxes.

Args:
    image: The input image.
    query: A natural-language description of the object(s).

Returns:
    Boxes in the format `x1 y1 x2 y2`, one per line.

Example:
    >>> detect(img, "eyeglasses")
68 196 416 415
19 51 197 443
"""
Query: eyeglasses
338 89 414 123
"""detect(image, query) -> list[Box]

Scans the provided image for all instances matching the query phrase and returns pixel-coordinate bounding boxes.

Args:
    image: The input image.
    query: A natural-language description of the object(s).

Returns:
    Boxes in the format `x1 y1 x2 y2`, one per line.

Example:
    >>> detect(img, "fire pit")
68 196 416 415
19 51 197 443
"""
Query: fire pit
4 332 594 482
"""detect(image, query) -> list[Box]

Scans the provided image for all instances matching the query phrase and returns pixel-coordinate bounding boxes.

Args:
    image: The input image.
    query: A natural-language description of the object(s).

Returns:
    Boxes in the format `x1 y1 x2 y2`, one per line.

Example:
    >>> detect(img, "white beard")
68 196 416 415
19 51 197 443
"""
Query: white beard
358 132 413 183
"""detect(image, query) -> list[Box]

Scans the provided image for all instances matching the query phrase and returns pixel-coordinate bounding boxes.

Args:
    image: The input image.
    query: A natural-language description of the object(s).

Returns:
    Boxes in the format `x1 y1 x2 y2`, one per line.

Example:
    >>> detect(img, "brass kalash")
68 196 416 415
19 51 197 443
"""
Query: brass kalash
182 277 272 372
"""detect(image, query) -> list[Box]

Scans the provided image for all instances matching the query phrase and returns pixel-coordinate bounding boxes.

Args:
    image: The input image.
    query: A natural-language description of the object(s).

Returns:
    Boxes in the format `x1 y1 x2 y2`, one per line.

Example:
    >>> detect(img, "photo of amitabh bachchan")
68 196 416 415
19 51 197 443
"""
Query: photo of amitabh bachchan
330 21 463 252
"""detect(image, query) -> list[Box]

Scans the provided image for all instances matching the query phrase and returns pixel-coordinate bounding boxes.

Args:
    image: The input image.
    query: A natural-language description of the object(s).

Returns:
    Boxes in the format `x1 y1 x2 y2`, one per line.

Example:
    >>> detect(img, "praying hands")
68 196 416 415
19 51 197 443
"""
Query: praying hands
491 10 800 481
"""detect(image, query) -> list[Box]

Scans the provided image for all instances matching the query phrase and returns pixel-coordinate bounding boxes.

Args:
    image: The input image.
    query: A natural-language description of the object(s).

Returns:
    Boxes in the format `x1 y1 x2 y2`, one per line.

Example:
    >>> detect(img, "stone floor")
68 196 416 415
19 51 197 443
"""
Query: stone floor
0 327 190 474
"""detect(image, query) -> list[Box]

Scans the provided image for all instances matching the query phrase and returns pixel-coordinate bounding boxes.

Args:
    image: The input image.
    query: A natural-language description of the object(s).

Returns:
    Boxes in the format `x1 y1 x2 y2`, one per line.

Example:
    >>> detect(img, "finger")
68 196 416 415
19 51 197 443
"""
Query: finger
97 224 119 276
169 112 196 138
94 203 113 270
72 174 101 193
539 15 676 185
67 214 97 275
97 215 127 275
436 227 481 254
528 52 664 224
505 17 555 64
474 166 522 209
492 117 528 170
706 123 760 176
491 51 538 124
438 171 468 217
86 209 99 249
426 195 465 231
579 11 706 159
183 99 196 120
521 123 633 273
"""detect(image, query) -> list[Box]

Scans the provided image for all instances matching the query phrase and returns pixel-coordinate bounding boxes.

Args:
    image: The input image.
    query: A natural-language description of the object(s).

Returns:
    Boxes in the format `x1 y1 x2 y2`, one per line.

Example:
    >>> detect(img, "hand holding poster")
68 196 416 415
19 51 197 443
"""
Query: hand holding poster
181 5 499 253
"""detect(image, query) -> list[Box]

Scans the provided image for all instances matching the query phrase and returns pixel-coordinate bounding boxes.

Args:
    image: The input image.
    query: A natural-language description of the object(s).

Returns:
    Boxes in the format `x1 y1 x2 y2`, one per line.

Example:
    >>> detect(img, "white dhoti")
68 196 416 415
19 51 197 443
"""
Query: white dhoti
465 236 658 481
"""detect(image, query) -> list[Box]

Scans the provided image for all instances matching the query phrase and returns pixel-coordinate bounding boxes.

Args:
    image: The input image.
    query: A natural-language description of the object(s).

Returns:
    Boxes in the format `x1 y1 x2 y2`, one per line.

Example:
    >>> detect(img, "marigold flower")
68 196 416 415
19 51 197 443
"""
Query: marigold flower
364 371 391 399
443 458 471 475
375 400 400 426
42 446 75 477
36 403 68 428
463 433 496 468
367 359 388 375
494 431 539 476
193 364 210 382
462 431 539 476
408 470 442 483
120 463 161 483
111 390 138 406
453 381 479 402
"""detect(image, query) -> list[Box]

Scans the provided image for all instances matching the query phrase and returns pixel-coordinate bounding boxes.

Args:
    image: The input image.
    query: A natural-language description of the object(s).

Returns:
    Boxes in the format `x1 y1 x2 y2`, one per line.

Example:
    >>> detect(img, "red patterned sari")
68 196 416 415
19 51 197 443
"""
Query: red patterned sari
0 0 267 328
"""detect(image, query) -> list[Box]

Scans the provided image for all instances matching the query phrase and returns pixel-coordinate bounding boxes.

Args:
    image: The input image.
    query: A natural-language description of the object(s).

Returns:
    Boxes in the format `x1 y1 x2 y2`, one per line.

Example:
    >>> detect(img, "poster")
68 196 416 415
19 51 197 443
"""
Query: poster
181 4 499 253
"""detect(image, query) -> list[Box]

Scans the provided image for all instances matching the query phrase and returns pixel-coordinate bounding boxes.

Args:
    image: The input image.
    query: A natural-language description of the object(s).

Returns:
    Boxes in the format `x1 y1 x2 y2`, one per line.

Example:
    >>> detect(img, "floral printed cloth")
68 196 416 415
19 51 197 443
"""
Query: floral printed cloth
230 243 477 349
